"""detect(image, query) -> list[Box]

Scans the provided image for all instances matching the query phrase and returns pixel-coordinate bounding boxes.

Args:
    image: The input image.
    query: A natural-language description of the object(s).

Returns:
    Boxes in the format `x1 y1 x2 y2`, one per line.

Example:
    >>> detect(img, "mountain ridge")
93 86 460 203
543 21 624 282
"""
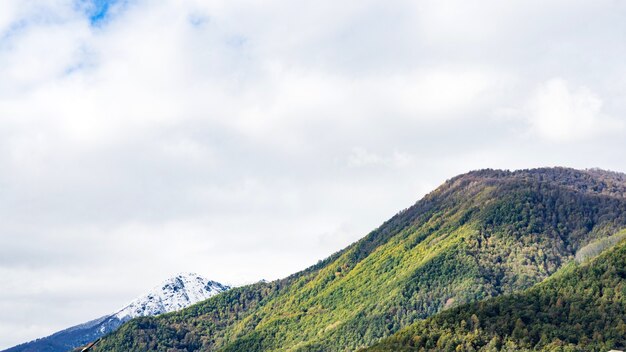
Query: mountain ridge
92 167 626 351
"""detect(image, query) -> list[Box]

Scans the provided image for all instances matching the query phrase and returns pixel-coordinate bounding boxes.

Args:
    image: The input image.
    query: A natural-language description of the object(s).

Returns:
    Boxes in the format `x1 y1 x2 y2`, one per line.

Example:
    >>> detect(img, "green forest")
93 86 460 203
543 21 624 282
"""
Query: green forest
91 168 626 352
366 230 626 352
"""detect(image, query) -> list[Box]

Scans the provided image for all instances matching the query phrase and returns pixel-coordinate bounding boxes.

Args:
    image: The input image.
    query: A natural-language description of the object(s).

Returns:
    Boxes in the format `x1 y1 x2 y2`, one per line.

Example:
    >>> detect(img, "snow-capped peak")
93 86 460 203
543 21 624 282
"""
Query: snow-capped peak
114 273 229 321
3 274 230 352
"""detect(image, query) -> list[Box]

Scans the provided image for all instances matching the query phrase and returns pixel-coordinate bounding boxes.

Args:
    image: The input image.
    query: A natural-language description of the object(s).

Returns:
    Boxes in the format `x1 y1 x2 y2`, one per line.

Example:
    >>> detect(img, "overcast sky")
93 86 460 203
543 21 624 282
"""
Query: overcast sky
1 0 626 348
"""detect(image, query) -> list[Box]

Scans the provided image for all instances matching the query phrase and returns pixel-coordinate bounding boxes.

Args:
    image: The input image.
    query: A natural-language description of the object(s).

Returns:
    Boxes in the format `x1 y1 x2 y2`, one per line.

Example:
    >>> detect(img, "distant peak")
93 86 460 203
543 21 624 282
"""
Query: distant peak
114 273 229 321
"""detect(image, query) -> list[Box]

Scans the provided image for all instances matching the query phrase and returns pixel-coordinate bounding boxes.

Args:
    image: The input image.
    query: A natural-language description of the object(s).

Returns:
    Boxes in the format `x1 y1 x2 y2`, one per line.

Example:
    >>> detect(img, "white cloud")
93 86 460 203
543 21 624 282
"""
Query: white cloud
527 78 623 142
0 1 18 34
1 0 626 349
375 69 497 118
346 148 413 168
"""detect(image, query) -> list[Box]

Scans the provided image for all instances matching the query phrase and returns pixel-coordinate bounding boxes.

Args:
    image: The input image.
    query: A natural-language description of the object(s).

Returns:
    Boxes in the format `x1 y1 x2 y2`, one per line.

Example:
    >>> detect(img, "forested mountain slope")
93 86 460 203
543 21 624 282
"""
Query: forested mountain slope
93 168 626 352
365 229 626 352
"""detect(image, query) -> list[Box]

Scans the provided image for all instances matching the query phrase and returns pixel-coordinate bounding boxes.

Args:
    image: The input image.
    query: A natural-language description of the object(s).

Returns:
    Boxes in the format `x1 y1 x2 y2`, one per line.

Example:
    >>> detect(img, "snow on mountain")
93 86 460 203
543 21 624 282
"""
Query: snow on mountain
114 273 229 320
2 273 229 352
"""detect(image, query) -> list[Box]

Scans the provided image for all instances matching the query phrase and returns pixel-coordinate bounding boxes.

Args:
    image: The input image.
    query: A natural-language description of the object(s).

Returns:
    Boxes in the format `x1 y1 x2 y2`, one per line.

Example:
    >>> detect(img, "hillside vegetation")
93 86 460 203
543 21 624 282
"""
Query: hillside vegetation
365 230 626 352
93 168 626 352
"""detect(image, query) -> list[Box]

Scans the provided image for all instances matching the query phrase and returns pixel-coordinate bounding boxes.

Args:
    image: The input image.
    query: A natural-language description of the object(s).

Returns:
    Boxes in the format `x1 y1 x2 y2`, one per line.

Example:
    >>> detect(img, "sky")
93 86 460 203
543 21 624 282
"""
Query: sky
1 0 626 348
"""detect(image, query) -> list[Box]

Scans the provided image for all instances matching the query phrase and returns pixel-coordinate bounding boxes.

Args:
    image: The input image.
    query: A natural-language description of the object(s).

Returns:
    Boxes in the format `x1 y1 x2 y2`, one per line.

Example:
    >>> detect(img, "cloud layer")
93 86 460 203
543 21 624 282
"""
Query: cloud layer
1 0 626 348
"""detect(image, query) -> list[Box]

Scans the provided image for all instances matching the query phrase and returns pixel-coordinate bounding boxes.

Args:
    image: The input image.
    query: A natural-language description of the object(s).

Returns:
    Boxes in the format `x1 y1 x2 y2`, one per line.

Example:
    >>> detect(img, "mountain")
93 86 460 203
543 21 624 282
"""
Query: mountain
113 273 229 321
90 168 626 351
3 273 229 352
365 229 626 351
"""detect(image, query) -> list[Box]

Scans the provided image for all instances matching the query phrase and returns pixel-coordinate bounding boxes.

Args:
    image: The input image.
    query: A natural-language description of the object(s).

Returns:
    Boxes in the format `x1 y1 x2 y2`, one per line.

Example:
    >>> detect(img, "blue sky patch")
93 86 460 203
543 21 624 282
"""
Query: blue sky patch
83 0 119 24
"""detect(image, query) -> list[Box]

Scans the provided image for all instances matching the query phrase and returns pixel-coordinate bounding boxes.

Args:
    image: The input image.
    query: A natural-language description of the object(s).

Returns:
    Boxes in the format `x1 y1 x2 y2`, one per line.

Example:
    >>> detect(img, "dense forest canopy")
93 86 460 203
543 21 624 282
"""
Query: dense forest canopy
365 230 626 352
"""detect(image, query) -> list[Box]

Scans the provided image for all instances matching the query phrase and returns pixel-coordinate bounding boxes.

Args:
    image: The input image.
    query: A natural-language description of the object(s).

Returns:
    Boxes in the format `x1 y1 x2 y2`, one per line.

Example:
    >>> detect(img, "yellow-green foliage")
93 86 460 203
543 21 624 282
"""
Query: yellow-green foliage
366 233 626 352
575 228 626 262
